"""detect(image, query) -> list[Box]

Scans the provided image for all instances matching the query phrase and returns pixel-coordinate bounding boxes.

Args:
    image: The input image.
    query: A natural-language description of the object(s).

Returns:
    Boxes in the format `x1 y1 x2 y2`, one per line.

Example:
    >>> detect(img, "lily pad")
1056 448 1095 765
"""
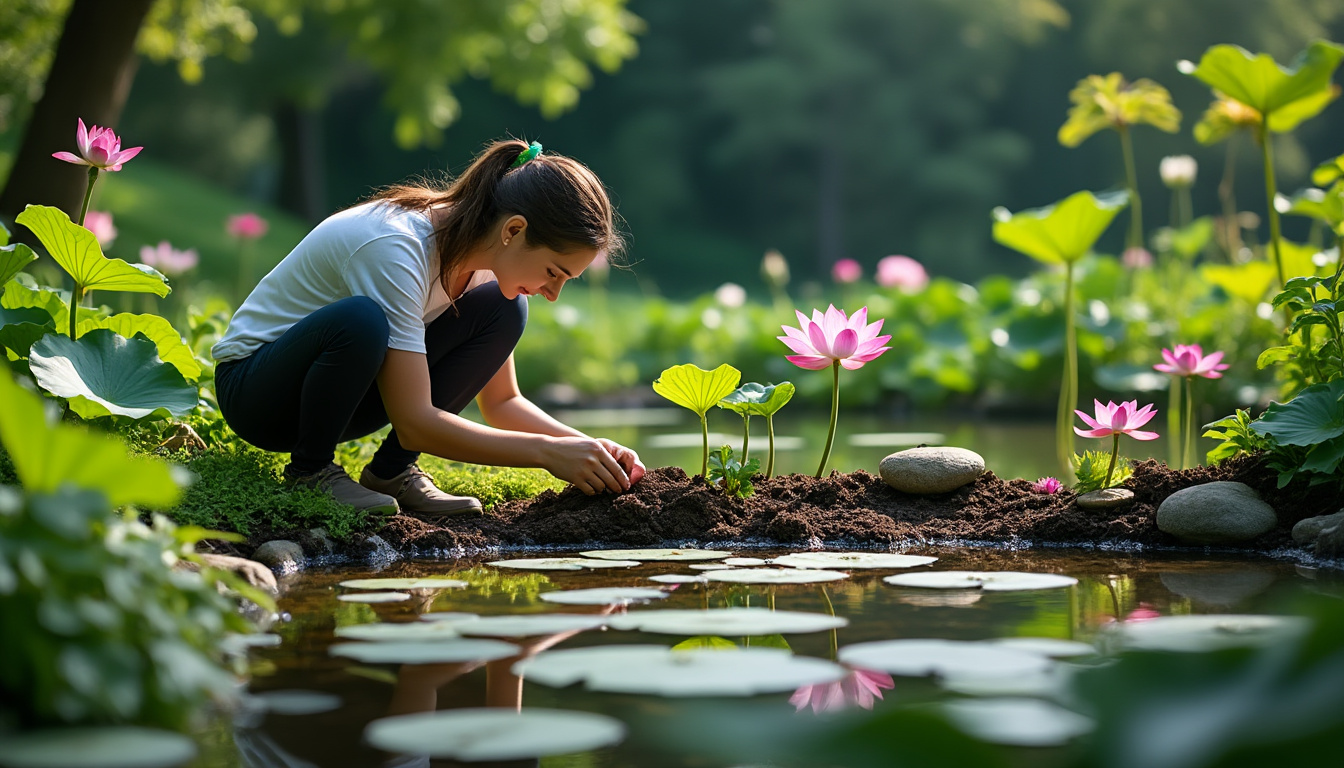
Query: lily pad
883 571 1078 591
329 638 518 665
334 622 463 642
417 612 480 623
364 708 625 761
514 645 847 697
579 548 733 562
487 557 641 571
942 698 1094 747
1105 614 1310 652
772 552 939 570
336 591 410 603
250 690 342 716
838 639 1054 679
723 557 770 566
539 587 670 605
689 563 732 571
705 568 850 584
940 664 1078 699
0 726 196 768
29 329 198 419
454 614 608 638
338 577 469 590
988 638 1096 658
219 633 282 656
648 574 708 584
608 607 847 636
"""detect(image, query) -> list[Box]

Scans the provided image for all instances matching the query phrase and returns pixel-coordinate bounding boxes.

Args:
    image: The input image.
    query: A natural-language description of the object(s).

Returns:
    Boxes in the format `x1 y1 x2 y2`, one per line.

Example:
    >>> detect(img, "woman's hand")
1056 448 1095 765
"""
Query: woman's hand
542 436 631 494
596 438 646 486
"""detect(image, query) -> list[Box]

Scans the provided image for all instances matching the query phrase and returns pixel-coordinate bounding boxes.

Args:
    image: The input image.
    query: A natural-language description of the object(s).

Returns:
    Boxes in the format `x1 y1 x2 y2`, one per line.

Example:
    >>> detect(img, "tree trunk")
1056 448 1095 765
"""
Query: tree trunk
275 100 327 223
0 0 155 222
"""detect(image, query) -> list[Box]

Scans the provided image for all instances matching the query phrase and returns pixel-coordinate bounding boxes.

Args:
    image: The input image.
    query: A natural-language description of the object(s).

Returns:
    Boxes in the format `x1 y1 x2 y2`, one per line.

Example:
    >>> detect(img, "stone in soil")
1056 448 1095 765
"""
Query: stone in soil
251 539 305 573
1076 488 1135 511
1156 481 1277 545
1292 510 1344 545
879 446 985 494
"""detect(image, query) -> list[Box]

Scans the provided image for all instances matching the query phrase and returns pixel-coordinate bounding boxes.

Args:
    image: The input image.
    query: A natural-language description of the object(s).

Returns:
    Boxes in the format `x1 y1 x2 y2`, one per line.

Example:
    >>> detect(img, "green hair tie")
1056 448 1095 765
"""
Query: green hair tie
510 141 543 169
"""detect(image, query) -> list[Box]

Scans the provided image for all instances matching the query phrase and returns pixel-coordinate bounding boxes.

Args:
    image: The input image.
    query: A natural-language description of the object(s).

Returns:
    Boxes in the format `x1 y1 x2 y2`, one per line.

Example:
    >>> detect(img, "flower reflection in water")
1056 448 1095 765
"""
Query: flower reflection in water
790 667 895 713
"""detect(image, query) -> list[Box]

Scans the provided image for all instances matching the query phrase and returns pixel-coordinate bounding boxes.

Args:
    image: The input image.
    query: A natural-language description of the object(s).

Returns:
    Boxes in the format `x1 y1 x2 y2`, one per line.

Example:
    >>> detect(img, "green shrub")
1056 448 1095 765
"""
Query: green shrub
420 459 565 510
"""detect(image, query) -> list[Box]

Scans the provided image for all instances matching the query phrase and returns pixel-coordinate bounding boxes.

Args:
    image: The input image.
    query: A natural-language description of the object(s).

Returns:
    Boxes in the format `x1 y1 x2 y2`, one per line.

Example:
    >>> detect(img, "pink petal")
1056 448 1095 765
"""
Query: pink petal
1075 409 1102 430
847 346 889 364
1095 400 1118 426
1075 426 1116 438
778 335 816 356
789 686 813 711
1127 429 1160 441
795 309 811 328
1161 348 1178 367
52 151 90 165
787 355 833 370
1153 363 1177 374
110 145 142 165
823 305 847 341
840 357 867 370
832 328 859 359
781 324 812 346
849 306 869 331
1128 404 1157 429
807 321 832 357
860 317 885 343
856 335 891 355
1195 351 1225 373
76 118 90 154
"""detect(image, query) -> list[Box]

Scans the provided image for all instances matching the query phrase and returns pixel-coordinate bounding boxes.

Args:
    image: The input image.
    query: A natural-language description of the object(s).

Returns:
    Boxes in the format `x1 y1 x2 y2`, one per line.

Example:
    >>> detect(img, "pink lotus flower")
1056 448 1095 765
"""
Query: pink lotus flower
831 258 862 284
52 118 142 171
1121 247 1153 269
875 255 929 292
226 212 269 240
82 210 117 247
139 241 198 276
1032 477 1063 494
1074 400 1160 441
790 668 895 713
1099 603 1161 626
1153 344 1229 379
779 305 890 371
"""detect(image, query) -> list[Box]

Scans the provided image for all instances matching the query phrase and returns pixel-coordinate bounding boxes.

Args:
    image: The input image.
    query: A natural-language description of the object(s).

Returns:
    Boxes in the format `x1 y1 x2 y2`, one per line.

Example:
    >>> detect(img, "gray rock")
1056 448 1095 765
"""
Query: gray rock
251 539 306 574
1316 524 1344 559
1159 570 1276 608
1077 487 1134 511
1156 481 1278 545
1292 510 1344 545
880 447 985 494
299 527 337 556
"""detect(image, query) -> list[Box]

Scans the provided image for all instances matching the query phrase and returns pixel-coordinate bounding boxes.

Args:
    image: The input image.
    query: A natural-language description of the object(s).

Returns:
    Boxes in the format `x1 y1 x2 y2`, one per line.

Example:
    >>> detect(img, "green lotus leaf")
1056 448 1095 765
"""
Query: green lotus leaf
1267 85 1341 132
15 205 170 296
1276 186 1344 236
0 305 54 328
0 322 55 361
0 370 181 507
653 363 742 417
1251 380 1344 446
717 381 796 417
672 636 739 651
1158 217 1215 260
1300 434 1344 475
2 277 105 328
1312 154 1344 187
29 329 198 420
992 190 1129 265
0 219 7 246
0 242 36 288
77 313 201 380
1179 41 1344 116
1058 73 1181 148
1201 261 1277 305
1277 238 1331 278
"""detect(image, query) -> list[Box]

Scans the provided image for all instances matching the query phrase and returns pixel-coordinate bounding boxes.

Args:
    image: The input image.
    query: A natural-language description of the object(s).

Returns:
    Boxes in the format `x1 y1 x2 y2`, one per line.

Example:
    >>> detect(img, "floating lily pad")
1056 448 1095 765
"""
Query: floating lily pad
838 639 1053 679
417 612 479 623
487 557 641 571
942 698 1094 746
608 607 847 636
338 577 468 590
250 690 343 716
579 548 733 562
896 592 984 608
1106 614 1310 652
365 708 626 761
773 552 939 570
539 587 670 605
220 633 281 656
336 591 410 603
329 639 518 665
454 614 608 638
0 726 196 768
648 574 709 584
723 557 770 566
334 622 463 642
689 563 732 571
940 664 1078 699
883 571 1078 591
514 645 847 696
989 638 1096 658
705 568 849 584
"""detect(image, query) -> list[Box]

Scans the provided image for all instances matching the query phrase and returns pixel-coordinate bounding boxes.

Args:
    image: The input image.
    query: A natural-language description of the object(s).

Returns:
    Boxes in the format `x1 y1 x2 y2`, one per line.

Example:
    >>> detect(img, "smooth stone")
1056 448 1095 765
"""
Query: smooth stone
1159 571 1276 607
187 552 279 593
1076 488 1134 510
1292 511 1344 545
1156 482 1277 545
300 527 338 555
1316 524 1344 559
879 447 985 495
251 540 306 574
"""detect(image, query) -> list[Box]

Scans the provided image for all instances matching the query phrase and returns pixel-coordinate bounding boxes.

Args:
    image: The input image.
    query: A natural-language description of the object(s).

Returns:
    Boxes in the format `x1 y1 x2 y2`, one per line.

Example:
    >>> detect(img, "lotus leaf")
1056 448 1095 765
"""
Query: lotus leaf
334 622 463 642
838 639 1054 679
672 635 739 650
338 577 469 590
883 571 1078 591
579 547 732 562
418 612 480 623
76 313 202 380
329 638 519 664
992 190 1130 265
1106 614 1310 653
0 319 53 361
486 557 641 570
1251 380 1344 446
718 382 795 417
1057 73 1181 147
454 614 609 637
989 638 1096 658
251 690 342 716
365 708 625 761
1179 41 1344 117
336 591 410 603
0 726 197 768
1313 153 1344 187
771 552 939 570
539 587 670 605
1202 261 1277 305
943 698 1094 747
15 205 170 297
653 363 743 416
0 370 181 507
0 242 36 288
29 329 198 419
1277 188 1344 236
1 279 101 328
706 567 850 584
608 607 847 636
647 574 708 584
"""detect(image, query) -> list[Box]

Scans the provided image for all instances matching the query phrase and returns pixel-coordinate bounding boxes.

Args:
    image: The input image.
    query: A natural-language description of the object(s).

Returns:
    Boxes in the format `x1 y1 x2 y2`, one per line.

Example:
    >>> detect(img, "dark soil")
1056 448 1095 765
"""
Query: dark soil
318 454 1340 559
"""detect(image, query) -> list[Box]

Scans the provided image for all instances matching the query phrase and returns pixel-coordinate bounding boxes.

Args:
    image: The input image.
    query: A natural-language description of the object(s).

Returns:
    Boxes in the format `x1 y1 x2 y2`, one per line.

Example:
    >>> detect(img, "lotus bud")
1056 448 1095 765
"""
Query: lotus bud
761 249 789 287
1159 155 1197 188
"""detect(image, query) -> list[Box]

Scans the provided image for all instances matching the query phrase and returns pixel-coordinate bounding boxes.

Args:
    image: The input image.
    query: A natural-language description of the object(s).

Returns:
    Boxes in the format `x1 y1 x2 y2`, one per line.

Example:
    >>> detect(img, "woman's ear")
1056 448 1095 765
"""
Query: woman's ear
502 215 527 246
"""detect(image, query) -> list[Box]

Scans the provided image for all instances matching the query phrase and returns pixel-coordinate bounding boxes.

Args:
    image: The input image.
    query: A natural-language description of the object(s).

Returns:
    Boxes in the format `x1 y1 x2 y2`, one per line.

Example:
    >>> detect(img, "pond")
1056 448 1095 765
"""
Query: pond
208 547 1342 767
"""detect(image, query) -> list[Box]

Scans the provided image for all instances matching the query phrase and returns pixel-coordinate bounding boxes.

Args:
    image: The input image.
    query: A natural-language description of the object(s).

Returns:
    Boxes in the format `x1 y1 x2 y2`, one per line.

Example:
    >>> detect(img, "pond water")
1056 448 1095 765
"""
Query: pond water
207 547 1342 768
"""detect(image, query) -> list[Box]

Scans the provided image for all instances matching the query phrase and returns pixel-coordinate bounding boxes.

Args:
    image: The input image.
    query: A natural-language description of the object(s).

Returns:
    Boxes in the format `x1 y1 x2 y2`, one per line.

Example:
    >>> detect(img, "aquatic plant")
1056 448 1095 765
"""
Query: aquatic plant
652 363 742 479
716 381 795 477
779 305 890 477
1154 344 1229 469
1074 399 1159 490
707 444 759 498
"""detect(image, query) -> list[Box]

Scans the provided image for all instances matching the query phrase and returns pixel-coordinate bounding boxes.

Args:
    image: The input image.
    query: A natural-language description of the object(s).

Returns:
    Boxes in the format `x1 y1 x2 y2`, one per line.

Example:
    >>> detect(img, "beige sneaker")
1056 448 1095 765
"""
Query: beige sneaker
286 463 400 516
359 464 483 519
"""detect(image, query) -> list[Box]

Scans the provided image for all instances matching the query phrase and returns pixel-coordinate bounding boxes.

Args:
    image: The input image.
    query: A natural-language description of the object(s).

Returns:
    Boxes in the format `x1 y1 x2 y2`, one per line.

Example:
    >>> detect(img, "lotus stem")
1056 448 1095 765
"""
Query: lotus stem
1167 376 1181 469
68 283 83 339
1184 375 1196 468
1119 126 1143 251
1258 122 1286 289
741 415 750 464
1057 262 1078 477
699 413 709 482
766 415 777 479
77 167 98 227
1104 432 1120 489
1219 136 1240 260
816 361 840 478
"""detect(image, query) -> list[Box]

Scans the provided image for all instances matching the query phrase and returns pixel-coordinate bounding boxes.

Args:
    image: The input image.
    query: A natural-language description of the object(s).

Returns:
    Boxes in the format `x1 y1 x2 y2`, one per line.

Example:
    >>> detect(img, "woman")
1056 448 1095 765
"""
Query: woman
211 139 644 519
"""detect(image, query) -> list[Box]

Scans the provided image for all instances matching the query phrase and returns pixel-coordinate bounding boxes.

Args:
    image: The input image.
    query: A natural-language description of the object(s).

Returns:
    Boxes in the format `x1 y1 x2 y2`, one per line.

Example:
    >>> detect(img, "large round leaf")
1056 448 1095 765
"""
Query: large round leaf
652 363 742 417
0 242 37 287
1179 41 1344 116
16 206 170 296
1057 73 1181 148
0 322 54 361
77 313 201 380
991 190 1129 265
29 329 198 419
2 279 102 328
1201 262 1277 305
717 381 796 417
1252 380 1344 446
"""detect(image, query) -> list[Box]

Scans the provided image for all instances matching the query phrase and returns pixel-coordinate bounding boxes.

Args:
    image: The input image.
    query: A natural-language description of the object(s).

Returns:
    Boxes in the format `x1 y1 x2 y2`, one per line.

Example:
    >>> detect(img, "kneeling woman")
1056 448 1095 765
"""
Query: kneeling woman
211 139 644 519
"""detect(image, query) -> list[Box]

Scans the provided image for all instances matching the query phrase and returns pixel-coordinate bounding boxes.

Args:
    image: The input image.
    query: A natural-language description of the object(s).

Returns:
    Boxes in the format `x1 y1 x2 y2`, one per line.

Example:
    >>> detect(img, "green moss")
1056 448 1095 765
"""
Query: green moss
419 457 566 510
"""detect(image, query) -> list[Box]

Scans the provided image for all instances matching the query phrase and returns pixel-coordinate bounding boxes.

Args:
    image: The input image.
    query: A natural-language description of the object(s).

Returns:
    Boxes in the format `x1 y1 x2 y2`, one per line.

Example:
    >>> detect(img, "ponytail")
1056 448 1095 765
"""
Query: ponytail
368 139 623 293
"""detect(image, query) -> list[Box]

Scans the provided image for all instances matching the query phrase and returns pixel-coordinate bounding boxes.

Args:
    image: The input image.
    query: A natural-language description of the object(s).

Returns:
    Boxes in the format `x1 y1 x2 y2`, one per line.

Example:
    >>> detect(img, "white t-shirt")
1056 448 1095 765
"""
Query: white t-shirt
212 201 495 363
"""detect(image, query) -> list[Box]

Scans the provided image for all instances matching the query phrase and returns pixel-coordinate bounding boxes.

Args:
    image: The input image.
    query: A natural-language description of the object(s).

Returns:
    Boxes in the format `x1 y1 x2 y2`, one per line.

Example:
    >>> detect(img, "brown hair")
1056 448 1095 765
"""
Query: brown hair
368 138 624 293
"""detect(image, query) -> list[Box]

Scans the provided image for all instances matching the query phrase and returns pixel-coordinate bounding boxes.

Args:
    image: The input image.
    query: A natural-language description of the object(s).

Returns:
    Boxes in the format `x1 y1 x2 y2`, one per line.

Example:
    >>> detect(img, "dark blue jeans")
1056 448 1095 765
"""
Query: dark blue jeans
215 282 527 476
